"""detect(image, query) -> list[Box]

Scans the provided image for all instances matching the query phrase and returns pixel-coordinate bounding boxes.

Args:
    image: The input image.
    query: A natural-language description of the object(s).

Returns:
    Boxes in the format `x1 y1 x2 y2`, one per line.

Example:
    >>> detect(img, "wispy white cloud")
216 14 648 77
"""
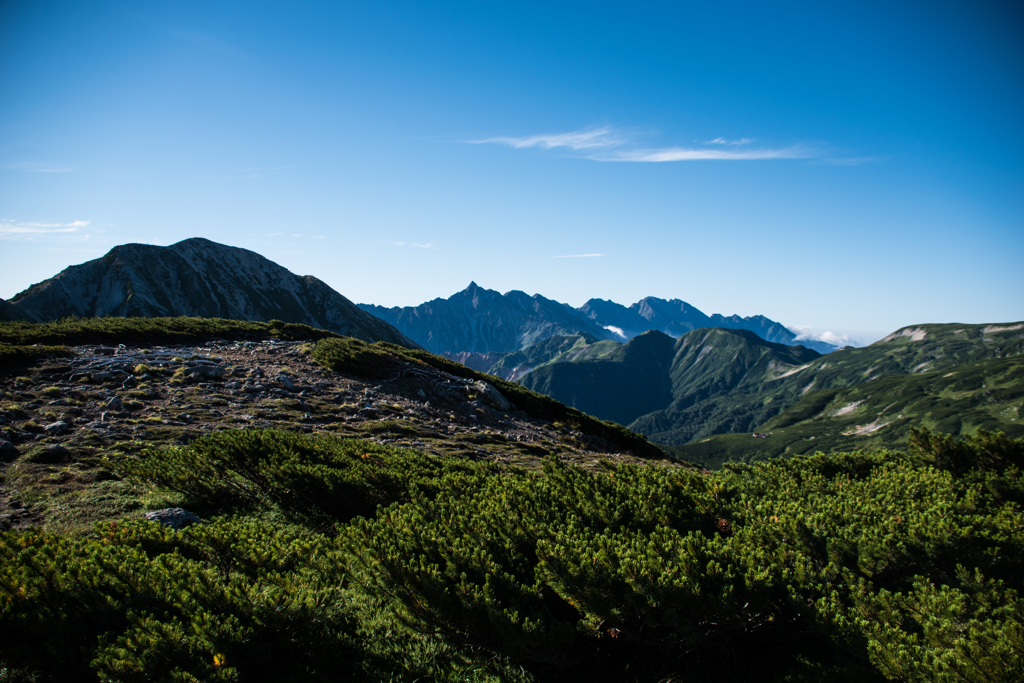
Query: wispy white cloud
552 253 605 258
472 125 827 163
471 126 625 151
0 219 91 240
390 241 435 249
706 137 755 146
600 144 814 162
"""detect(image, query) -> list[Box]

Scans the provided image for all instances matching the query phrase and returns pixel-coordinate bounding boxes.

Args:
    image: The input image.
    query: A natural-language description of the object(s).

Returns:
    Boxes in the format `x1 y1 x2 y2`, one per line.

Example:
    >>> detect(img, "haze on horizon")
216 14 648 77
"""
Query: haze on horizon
1 0 1022 347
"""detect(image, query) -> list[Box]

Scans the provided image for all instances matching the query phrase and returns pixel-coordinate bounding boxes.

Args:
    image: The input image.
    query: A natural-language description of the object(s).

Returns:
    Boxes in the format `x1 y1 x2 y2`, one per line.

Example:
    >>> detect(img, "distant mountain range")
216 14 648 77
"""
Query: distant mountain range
1 238 417 348
360 281 838 356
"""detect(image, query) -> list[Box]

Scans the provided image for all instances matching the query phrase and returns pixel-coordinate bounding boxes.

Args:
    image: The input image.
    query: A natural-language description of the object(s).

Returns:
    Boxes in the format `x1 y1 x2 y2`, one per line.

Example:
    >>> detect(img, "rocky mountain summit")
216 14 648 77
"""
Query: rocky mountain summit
6 238 416 348
361 282 837 357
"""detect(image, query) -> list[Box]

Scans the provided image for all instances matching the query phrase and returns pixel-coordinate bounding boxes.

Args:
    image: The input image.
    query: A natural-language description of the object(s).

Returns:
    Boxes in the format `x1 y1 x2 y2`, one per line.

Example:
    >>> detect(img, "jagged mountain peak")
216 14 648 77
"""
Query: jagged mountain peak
361 285 838 356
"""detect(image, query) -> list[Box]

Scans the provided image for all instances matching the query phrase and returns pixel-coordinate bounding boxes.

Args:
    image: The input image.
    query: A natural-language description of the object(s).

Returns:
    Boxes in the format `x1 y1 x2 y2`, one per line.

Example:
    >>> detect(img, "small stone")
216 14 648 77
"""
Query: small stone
0 440 17 460
144 508 200 529
92 371 114 382
105 396 124 411
417 389 427 398
472 381 510 412
187 365 225 379
43 421 70 435
277 374 296 391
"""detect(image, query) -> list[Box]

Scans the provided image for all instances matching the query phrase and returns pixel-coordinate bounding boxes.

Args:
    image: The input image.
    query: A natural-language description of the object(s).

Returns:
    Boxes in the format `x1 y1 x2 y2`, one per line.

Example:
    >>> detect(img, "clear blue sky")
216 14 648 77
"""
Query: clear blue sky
2 0 1022 345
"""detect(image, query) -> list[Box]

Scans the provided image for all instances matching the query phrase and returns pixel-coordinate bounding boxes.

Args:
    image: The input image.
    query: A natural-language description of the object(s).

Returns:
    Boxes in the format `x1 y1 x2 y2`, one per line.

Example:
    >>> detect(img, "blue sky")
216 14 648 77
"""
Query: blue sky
1 0 1022 345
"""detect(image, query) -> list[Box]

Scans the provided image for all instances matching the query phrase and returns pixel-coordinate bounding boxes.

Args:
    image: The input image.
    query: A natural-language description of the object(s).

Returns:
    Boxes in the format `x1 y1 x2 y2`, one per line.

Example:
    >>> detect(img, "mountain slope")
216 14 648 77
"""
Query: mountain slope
513 321 1024 449
669 353 1024 468
0 298 27 322
9 238 417 347
519 330 679 427
484 332 602 380
517 328 821 434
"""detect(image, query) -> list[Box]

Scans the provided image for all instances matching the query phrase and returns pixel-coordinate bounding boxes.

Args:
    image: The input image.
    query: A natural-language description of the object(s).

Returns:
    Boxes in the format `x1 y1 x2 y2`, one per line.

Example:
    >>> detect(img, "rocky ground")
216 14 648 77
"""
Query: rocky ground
0 340 670 533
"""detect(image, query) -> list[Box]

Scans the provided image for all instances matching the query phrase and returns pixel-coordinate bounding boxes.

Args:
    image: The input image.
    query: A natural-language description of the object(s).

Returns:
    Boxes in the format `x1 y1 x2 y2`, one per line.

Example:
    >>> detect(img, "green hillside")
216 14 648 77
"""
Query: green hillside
518 327 823 441
669 353 1024 468
630 328 821 443
516 322 1024 448
486 331 602 379
518 330 677 427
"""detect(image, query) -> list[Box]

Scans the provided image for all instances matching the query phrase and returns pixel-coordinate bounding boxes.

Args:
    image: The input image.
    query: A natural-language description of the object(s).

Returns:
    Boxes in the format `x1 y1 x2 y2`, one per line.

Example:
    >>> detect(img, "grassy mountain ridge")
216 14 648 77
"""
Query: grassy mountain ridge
517 328 823 443
514 321 1024 450
669 352 1024 468
519 331 678 427
484 331 602 380
312 335 664 460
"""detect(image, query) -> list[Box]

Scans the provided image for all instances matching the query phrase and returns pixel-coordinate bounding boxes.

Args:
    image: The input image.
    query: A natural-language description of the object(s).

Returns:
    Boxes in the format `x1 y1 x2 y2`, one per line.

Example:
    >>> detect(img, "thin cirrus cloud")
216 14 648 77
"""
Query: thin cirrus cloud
706 137 756 145
471 126 819 162
390 241 435 249
552 253 605 258
0 219 91 240
470 126 626 151
606 145 814 162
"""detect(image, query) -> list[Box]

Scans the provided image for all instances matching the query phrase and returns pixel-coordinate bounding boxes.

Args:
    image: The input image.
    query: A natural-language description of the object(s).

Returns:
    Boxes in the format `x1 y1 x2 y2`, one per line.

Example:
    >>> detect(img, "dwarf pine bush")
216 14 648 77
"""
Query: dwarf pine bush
1 429 1021 681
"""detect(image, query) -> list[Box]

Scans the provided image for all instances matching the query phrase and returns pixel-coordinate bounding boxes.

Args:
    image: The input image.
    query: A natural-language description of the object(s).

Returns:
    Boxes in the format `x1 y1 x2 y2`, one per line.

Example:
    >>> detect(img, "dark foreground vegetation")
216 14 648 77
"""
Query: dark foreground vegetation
1 427 1021 682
